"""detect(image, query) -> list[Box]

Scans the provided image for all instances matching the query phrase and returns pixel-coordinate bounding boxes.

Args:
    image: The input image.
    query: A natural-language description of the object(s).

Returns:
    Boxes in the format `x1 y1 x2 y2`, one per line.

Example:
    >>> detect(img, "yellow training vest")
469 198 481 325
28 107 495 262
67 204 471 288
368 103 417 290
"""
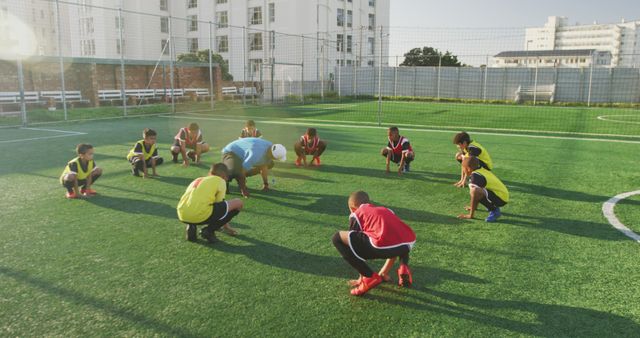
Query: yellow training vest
475 167 509 203
127 140 156 161
60 157 94 182
464 140 493 170
177 176 227 223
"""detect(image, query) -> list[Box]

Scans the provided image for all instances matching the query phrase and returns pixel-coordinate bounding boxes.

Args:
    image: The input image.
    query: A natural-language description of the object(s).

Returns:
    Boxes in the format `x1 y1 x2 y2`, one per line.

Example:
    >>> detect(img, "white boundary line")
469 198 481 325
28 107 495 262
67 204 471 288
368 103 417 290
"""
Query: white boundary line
160 114 640 144
0 127 87 144
602 190 640 243
182 112 640 140
597 115 640 125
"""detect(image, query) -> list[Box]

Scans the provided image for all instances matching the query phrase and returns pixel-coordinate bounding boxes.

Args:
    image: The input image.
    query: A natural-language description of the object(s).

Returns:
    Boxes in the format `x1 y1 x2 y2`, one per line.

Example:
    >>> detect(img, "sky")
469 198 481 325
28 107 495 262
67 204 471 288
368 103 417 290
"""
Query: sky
387 0 640 65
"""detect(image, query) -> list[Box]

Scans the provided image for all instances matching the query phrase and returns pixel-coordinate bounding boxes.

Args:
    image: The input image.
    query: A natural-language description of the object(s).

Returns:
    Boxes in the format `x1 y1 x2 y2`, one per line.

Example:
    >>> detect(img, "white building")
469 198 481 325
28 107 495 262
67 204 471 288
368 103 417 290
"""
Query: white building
526 16 640 67
493 49 612 68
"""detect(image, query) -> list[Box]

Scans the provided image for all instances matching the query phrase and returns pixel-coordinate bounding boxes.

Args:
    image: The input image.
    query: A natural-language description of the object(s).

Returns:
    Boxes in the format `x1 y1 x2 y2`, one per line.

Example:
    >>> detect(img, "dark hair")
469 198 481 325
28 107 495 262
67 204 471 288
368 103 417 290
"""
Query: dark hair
245 120 256 127
188 123 199 131
76 143 93 155
349 191 370 206
210 163 229 176
143 128 157 138
388 126 399 133
453 132 471 145
462 156 480 170
306 128 317 137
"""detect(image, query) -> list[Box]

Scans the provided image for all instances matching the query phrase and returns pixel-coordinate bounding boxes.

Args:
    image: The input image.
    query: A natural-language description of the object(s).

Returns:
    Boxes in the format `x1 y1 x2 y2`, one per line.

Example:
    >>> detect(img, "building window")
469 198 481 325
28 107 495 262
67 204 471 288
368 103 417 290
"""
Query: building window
269 32 276 50
216 0 227 3
337 34 344 52
217 35 229 52
160 17 169 33
216 11 228 28
161 39 170 55
81 39 95 56
188 15 198 31
160 0 168 11
187 0 197 9
368 37 374 55
188 38 198 53
369 0 375 6
116 39 125 54
368 14 375 30
269 3 275 23
249 32 263 51
114 16 123 32
347 10 352 28
337 8 344 27
367 60 374 66
250 59 262 73
249 7 262 25
347 35 352 53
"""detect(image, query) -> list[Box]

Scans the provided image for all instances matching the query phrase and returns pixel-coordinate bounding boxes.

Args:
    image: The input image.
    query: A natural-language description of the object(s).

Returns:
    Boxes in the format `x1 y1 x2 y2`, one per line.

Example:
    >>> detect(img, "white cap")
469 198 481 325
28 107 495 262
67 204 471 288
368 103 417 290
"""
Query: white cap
271 144 287 162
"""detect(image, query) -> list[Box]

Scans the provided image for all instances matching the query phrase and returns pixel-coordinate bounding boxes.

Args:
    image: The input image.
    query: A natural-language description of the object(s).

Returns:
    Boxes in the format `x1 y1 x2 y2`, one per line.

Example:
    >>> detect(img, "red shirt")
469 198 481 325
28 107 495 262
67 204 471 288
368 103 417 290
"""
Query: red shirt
387 136 413 156
175 127 202 146
301 135 319 153
350 204 416 248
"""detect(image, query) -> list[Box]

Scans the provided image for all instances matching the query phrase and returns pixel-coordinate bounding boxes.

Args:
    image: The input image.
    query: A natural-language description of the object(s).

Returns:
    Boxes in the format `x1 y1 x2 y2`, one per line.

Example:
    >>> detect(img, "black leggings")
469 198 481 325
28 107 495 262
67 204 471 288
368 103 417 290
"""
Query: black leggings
332 232 410 278
479 190 506 212
62 173 101 192
131 157 164 170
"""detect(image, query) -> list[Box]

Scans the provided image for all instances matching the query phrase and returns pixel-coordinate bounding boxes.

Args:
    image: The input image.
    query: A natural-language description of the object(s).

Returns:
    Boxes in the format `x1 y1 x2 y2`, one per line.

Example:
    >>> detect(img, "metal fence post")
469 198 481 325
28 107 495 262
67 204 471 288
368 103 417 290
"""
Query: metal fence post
533 57 539 105
208 21 215 110
242 26 247 105
437 54 442 100
118 8 127 117
587 53 594 107
271 30 275 104
377 26 383 126
301 34 305 104
17 58 27 126
168 15 176 114
483 56 489 102
394 56 398 98
55 0 67 120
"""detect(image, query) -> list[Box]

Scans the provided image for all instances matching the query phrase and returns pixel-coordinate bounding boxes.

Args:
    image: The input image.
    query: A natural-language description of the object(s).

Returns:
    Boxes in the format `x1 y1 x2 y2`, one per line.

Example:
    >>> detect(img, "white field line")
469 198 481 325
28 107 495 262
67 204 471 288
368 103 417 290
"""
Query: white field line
0 127 87 144
597 115 640 125
160 114 640 144
602 190 640 243
181 112 640 140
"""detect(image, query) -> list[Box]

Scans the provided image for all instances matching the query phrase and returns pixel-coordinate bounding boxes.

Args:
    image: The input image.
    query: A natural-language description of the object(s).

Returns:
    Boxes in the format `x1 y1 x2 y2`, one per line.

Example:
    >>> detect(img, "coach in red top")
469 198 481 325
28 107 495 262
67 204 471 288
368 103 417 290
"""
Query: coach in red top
332 191 416 296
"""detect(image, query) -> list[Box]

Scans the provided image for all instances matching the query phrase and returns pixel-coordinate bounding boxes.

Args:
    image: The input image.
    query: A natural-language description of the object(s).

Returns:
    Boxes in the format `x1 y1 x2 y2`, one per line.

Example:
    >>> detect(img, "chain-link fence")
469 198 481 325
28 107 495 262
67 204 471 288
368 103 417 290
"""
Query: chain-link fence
1 0 639 137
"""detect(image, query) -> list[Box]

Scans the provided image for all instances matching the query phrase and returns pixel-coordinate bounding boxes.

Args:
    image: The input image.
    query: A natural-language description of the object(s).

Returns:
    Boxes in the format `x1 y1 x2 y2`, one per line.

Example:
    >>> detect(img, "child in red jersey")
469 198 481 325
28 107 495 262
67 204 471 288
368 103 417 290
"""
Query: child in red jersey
332 191 416 296
239 120 262 138
170 123 210 166
294 128 327 167
381 126 414 175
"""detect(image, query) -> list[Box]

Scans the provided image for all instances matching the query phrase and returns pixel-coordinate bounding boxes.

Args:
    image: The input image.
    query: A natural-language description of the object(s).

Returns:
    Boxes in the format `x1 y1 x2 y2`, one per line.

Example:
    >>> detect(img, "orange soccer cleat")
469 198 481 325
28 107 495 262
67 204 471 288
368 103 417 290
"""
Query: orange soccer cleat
65 191 78 199
312 156 321 166
350 273 382 296
397 264 413 288
295 158 302 167
81 188 97 196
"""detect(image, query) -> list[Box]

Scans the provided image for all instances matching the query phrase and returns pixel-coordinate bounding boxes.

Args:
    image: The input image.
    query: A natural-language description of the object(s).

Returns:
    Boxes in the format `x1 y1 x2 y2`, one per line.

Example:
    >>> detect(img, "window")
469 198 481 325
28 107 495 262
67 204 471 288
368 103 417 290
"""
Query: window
161 39 170 55
114 16 123 31
368 37 374 55
160 17 168 33
269 32 275 50
346 60 352 66
249 33 263 51
249 7 262 25
250 59 262 73
216 0 227 3
337 8 344 27
216 11 228 28
368 14 375 30
337 34 344 52
217 35 228 52
81 39 95 56
188 38 198 53
369 0 375 6
347 10 352 28
347 35 352 53
188 15 198 31
187 0 197 9
116 39 125 54
160 0 168 11
269 3 275 23
367 60 374 66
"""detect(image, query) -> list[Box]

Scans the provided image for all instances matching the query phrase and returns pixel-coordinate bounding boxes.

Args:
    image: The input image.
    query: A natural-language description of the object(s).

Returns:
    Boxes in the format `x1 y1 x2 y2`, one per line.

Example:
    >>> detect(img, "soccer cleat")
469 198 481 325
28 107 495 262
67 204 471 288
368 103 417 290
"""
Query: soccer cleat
65 191 78 199
350 273 383 296
81 188 97 196
295 158 302 167
186 224 197 242
313 157 321 166
485 208 502 222
200 228 218 243
397 264 413 288
187 151 196 162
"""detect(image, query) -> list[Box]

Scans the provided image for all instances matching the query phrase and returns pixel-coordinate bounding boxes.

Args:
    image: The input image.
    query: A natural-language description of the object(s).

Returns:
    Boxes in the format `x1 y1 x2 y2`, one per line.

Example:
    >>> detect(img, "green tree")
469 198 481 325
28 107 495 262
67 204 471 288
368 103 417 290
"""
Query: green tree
176 49 233 81
400 47 463 67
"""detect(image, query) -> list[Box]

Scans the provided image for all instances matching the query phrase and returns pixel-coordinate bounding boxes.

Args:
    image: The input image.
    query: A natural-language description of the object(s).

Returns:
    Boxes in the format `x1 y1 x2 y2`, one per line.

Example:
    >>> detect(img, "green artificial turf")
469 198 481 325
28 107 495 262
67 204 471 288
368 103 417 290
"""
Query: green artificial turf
1 111 639 337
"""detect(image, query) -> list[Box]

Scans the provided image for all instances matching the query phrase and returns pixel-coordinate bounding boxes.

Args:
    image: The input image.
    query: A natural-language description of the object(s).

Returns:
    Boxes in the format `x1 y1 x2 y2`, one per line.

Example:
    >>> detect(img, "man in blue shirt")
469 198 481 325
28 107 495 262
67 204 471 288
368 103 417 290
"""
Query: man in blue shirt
221 138 287 198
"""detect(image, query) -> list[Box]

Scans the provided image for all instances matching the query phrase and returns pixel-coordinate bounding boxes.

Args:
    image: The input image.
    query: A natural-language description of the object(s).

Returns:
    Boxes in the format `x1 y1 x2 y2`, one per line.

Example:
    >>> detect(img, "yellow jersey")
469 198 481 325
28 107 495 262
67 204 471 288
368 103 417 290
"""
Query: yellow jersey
60 157 95 183
464 141 493 170
177 175 227 223
127 140 157 161
470 167 509 203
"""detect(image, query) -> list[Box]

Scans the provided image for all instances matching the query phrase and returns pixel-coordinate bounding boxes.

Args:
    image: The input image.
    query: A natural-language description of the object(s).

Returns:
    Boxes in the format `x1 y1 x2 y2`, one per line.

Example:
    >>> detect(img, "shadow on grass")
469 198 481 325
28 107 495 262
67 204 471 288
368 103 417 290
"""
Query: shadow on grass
0 266 198 338
199 234 484 285
501 212 629 241
270 168 335 183
85 195 176 219
368 287 640 337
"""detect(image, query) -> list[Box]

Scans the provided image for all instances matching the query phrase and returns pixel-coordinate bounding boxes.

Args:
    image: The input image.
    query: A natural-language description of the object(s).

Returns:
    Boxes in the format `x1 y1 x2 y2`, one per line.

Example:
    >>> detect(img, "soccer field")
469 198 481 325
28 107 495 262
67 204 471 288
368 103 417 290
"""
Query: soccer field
1 105 640 336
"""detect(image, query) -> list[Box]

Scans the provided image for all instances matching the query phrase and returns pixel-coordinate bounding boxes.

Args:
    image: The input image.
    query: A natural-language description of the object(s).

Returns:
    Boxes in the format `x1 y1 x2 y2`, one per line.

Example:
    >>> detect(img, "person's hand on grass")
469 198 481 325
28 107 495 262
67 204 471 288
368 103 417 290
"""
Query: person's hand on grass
458 214 472 219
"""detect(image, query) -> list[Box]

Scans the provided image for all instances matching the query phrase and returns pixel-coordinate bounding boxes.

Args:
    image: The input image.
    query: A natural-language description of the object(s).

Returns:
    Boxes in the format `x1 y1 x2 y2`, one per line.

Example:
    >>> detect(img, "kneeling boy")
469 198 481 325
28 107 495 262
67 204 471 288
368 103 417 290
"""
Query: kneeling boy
332 191 416 296
294 128 327 167
60 143 102 199
458 156 509 222
177 163 244 243
381 127 414 175
127 128 163 177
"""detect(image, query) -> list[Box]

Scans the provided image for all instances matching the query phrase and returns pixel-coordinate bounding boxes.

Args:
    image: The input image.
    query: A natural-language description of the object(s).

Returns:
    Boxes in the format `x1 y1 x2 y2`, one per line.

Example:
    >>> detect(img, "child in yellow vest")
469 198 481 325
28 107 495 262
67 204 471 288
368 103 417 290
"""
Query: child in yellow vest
177 163 244 243
458 156 509 222
60 143 103 199
127 128 163 177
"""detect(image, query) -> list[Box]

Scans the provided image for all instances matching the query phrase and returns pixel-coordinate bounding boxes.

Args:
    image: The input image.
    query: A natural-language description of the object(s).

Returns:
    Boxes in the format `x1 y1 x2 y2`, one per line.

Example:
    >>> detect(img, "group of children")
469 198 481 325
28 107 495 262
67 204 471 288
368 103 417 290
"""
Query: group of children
58 119 509 296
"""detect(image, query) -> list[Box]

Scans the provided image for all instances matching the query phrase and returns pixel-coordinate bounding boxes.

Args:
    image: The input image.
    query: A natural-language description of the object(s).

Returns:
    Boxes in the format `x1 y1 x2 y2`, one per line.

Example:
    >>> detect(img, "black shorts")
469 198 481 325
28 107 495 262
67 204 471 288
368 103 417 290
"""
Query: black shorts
189 201 229 226
173 139 205 150
348 231 412 261
384 150 415 164
486 190 507 207
222 152 243 179
129 156 163 166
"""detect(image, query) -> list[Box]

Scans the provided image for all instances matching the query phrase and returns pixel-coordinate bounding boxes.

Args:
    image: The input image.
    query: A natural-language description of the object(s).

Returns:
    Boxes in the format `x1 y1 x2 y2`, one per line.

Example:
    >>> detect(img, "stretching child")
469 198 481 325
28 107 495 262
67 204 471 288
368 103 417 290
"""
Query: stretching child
381 127 414 175
171 122 210 166
60 143 102 199
294 128 327 167
177 163 243 243
453 131 493 187
458 156 509 222
127 128 163 178
240 120 262 138
332 191 416 296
